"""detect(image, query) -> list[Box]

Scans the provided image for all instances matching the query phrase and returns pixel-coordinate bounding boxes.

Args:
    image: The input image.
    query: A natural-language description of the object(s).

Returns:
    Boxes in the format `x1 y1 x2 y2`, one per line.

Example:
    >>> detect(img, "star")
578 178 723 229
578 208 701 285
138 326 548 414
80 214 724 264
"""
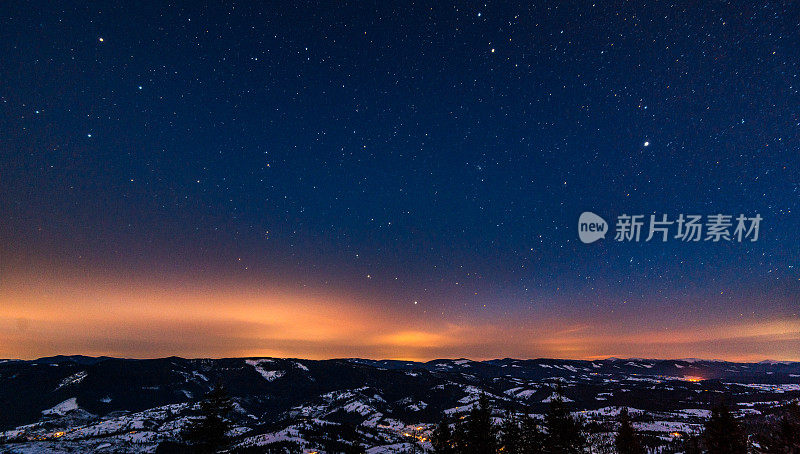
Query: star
643 141 650 147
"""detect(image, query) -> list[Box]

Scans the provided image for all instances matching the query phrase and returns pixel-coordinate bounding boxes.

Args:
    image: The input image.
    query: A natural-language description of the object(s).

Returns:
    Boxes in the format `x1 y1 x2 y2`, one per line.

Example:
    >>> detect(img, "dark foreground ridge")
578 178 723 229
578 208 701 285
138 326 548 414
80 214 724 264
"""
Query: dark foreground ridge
1 356 798 452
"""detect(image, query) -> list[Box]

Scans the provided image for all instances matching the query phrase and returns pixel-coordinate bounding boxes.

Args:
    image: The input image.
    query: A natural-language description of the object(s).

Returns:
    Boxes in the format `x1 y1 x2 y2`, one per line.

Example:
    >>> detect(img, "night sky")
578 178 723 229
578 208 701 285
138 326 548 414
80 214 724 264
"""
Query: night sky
1 1 798 360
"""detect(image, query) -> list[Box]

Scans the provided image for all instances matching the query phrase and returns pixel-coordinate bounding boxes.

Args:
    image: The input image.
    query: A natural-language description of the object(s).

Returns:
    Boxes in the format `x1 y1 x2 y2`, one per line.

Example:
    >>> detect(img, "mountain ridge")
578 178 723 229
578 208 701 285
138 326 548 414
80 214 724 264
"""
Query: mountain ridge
2 355 799 452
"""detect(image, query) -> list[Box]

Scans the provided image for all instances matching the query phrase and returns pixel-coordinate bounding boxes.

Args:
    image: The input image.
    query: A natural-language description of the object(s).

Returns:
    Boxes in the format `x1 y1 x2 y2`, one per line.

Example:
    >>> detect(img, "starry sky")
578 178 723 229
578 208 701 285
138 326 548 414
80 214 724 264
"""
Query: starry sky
1 1 798 361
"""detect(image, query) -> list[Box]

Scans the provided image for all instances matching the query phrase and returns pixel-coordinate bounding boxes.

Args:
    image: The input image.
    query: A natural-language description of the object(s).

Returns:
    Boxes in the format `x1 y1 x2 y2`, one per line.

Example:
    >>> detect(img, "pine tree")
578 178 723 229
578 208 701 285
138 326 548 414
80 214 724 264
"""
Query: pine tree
753 401 800 453
500 411 545 454
499 413 522 454
464 394 497 454
431 419 454 454
615 407 645 454
772 403 800 453
681 430 704 454
519 412 546 454
182 385 234 453
451 418 469 452
703 403 747 454
542 386 586 454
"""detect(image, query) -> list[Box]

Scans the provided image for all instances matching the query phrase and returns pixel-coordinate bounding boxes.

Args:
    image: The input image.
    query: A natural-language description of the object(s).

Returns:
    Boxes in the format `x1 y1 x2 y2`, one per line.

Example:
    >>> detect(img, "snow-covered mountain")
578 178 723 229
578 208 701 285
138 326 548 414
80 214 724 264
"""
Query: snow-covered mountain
1 356 798 453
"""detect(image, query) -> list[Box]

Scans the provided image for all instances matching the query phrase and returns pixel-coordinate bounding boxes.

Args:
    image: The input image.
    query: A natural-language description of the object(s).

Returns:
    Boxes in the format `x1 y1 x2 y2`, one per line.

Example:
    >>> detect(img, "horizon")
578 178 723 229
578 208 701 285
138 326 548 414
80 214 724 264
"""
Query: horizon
2 267 798 361
6 353 800 365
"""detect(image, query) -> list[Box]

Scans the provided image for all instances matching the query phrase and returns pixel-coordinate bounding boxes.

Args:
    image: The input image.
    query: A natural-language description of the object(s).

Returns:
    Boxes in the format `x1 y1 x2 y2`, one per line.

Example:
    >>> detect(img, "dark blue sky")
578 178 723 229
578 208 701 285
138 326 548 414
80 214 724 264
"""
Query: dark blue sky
1 1 798 359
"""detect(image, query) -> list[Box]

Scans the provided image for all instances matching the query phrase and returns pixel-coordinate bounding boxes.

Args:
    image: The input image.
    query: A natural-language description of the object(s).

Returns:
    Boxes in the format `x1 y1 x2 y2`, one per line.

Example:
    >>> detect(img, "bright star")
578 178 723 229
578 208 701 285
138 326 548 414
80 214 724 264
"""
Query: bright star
643 141 650 147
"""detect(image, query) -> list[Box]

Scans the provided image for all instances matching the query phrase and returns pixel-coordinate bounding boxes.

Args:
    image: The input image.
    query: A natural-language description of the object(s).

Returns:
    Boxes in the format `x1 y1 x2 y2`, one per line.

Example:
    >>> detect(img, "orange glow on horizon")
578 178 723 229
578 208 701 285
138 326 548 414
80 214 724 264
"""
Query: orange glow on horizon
1 270 798 362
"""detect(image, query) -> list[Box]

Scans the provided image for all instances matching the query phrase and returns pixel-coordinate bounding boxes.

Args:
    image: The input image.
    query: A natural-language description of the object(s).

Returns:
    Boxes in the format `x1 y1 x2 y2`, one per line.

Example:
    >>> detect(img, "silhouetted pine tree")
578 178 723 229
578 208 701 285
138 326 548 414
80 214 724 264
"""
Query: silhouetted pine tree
703 403 747 454
431 419 455 454
183 385 234 453
542 386 586 453
464 394 497 454
451 418 469 452
753 402 800 453
519 412 546 454
680 430 704 454
499 413 522 454
615 407 645 454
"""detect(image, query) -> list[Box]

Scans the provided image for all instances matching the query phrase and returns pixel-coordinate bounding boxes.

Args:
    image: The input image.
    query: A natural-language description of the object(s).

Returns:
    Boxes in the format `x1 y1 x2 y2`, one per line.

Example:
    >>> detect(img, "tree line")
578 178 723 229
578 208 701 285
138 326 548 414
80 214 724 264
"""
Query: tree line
157 385 799 453
430 389 800 454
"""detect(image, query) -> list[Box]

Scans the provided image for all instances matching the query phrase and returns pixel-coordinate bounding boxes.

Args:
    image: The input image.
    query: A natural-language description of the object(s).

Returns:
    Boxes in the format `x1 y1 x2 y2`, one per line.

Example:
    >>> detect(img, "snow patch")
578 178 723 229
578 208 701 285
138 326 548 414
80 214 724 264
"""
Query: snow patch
55 371 87 390
246 359 286 382
42 397 78 416
542 393 573 403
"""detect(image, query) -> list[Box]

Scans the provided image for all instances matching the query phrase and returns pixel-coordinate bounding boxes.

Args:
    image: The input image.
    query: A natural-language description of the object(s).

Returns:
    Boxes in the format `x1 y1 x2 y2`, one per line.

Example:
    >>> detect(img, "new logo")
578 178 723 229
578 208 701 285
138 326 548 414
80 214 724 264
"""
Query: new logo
578 212 608 244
